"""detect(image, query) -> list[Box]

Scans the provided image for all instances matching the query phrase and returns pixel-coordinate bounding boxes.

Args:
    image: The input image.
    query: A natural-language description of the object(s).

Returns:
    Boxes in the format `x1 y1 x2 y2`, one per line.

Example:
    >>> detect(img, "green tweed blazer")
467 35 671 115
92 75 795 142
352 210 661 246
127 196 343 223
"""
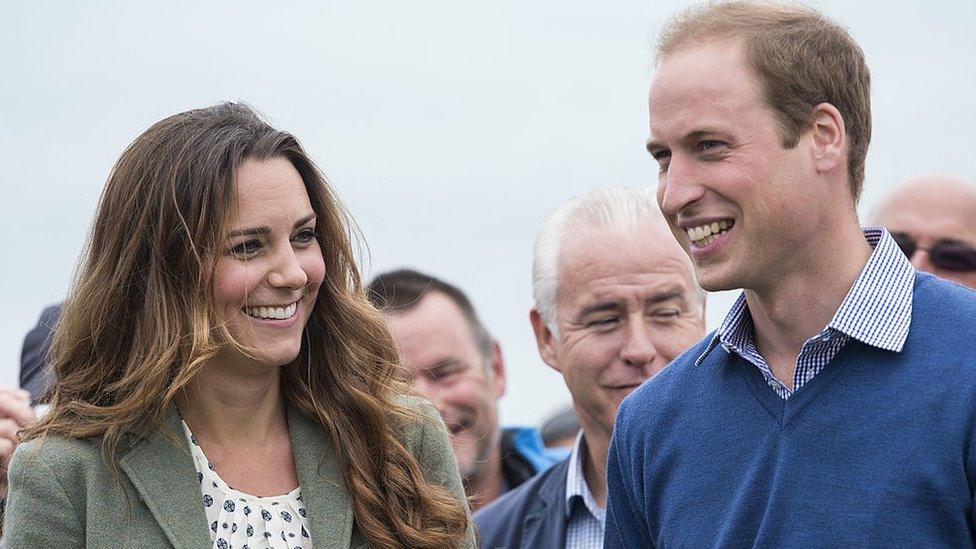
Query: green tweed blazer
2 395 475 548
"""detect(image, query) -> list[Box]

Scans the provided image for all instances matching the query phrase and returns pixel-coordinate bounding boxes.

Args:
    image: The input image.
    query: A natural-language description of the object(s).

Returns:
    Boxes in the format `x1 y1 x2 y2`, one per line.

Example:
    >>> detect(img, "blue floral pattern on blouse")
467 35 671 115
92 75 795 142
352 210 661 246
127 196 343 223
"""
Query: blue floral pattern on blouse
181 419 313 549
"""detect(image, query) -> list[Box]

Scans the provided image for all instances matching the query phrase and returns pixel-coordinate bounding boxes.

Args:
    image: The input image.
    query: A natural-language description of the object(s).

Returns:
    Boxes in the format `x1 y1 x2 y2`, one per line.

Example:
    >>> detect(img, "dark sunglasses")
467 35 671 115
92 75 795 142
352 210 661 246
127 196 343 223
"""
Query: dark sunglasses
890 232 976 272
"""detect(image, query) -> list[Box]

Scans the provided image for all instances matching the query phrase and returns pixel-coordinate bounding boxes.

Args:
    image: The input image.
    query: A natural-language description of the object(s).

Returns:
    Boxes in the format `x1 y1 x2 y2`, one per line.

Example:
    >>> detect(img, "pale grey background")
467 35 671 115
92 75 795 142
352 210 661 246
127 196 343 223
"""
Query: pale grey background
2 1 974 426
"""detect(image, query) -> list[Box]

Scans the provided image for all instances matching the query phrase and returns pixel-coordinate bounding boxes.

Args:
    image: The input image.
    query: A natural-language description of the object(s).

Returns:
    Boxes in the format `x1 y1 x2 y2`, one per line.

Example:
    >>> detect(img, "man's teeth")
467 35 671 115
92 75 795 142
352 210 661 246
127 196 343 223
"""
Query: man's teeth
686 220 732 247
244 302 297 320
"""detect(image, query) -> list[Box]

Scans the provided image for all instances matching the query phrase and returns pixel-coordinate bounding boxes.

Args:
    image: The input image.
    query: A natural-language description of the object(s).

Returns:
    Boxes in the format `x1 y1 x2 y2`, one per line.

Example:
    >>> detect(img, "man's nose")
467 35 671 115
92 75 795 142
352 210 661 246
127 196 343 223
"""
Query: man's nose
657 155 706 216
620 322 658 367
910 250 936 274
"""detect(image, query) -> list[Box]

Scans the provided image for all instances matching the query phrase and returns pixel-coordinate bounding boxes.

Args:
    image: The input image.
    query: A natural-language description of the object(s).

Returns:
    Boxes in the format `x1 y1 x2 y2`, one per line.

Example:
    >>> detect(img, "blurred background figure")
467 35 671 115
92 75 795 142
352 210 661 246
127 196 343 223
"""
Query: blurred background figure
0 304 58 506
539 405 580 450
368 270 565 510
19 304 60 399
0 385 35 495
476 187 706 548
0 304 56 498
870 174 976 289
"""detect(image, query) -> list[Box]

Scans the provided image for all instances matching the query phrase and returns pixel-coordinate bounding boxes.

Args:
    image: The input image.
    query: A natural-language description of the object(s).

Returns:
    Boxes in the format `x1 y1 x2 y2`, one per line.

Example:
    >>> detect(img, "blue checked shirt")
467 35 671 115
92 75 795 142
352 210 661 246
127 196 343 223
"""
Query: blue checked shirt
565 433 605 549
695 227 915 399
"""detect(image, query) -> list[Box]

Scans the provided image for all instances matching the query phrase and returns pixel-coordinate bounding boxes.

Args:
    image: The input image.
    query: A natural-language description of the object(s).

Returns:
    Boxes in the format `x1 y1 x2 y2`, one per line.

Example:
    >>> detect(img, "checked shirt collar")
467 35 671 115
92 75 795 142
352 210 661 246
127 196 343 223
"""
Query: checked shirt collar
694 227 915 398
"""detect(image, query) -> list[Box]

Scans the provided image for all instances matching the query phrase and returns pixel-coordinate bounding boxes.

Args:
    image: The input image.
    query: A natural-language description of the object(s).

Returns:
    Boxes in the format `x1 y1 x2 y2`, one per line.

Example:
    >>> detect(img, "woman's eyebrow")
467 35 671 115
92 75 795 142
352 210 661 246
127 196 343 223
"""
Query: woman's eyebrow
293 213 316 228
227 213 317 238
228 226 270 238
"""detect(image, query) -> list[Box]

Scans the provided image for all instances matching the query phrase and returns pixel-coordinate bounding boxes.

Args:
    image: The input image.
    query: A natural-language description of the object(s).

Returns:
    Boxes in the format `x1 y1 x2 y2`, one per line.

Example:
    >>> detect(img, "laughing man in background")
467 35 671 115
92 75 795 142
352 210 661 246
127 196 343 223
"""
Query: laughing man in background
368 270 564 511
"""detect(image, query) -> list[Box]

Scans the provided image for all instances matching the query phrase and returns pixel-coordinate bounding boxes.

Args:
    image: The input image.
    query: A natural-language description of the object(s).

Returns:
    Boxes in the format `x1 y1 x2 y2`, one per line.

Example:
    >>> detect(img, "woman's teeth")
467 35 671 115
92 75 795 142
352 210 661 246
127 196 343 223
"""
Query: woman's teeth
244 302 297 320
687 220 732 248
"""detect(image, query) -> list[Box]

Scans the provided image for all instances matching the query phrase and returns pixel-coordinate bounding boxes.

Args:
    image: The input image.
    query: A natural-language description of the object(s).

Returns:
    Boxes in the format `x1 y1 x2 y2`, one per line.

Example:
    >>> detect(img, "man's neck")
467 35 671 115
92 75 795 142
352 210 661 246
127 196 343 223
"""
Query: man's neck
745 223 873 388
580 429 610 508
467 439 505 512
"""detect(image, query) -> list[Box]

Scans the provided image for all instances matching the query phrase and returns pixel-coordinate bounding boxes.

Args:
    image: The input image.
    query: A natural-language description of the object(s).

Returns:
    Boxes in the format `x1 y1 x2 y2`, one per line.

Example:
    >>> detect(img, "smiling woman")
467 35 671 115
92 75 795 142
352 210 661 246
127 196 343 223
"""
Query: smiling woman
211 158 326 372
2 103 473 548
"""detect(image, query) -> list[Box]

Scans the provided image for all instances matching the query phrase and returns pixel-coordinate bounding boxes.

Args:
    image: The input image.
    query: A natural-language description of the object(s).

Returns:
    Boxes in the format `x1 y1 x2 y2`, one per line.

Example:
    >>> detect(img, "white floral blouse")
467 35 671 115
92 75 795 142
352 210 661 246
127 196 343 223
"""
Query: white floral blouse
180 420 314 549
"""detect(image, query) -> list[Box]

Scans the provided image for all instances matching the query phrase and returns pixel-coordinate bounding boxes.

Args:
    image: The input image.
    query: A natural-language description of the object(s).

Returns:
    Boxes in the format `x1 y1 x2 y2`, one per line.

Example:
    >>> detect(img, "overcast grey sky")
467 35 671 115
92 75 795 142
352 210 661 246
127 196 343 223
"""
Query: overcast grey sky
2 0 974 425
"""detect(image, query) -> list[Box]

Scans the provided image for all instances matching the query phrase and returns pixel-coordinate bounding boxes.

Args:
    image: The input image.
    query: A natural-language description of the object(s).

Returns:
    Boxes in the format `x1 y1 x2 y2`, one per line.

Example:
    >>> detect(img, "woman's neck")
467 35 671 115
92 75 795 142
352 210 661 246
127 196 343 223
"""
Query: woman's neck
177 357 287 450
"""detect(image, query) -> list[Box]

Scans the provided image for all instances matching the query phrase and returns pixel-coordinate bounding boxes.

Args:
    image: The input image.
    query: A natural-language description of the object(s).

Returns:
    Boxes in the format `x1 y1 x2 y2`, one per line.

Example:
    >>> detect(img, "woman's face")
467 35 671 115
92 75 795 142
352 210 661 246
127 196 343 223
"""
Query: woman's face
211 157 326 369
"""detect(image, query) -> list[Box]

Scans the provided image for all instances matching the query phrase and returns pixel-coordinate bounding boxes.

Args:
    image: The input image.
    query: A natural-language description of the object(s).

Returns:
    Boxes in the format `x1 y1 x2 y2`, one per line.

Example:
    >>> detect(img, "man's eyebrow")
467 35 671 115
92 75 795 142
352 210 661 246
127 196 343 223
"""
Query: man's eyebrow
646 128 724 154
227 213 317 238
646 138 665 155
576 301 621 320
425 359 464 373
646 290 685 305
576 290 688 320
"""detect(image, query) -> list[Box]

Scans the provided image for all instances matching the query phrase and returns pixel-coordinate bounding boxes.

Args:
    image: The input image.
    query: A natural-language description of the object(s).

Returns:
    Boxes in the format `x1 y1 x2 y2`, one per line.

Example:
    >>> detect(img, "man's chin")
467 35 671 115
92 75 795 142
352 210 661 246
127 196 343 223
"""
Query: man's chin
457 455 482 482
693 264 739 292
454 435 496 480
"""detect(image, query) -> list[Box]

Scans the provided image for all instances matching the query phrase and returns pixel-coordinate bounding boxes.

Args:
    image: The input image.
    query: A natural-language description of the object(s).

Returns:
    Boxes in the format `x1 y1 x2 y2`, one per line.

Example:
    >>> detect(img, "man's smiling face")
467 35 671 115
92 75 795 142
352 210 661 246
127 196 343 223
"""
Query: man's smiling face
387 291 503 481
649 39 830 294
541 221 705 437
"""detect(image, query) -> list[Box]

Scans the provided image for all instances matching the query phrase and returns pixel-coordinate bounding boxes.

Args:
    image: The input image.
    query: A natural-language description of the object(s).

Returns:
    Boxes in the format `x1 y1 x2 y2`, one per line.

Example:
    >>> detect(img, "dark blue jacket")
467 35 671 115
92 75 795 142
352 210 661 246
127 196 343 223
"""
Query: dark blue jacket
475 457 569 549
20 304 60 399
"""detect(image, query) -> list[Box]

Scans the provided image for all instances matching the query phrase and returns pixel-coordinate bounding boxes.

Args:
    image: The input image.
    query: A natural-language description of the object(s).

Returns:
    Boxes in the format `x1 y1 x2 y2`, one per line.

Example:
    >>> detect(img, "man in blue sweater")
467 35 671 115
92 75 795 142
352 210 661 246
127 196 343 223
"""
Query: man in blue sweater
605 2 976 547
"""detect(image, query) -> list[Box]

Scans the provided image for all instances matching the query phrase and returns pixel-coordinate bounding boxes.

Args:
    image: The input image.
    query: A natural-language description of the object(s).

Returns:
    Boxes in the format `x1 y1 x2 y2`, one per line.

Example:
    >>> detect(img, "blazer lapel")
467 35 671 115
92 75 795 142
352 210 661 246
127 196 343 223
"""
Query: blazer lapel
521 460 570 549
288 405 355 549
119 407 213 548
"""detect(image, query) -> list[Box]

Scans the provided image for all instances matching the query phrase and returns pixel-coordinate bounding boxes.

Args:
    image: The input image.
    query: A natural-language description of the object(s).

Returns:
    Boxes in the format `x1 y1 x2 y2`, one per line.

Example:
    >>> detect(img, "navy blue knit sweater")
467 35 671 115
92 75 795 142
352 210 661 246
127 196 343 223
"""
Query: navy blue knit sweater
605 273 976 548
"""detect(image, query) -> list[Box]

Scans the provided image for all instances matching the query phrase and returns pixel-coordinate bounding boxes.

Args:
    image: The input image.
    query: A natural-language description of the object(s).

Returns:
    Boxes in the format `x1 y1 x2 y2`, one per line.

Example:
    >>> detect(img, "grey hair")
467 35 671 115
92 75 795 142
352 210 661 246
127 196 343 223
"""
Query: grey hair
532 186 697 336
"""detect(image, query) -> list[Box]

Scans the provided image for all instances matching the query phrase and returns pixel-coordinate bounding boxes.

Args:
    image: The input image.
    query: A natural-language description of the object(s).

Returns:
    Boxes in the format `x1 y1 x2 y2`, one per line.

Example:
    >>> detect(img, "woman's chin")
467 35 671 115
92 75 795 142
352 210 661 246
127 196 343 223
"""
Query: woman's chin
256 345 303 369
214 341 303 371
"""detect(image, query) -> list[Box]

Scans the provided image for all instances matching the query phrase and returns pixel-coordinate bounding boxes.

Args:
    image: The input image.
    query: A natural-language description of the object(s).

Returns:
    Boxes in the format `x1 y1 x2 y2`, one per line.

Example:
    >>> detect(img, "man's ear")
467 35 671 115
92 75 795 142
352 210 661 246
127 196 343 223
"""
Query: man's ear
809 102 846 175
530 308 561 373
489 340 506 400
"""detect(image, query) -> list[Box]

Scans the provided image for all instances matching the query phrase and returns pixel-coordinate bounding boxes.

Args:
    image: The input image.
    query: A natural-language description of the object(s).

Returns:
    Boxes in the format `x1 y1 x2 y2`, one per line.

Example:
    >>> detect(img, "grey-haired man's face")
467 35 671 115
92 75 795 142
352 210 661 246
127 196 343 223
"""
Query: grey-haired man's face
533 221 705 436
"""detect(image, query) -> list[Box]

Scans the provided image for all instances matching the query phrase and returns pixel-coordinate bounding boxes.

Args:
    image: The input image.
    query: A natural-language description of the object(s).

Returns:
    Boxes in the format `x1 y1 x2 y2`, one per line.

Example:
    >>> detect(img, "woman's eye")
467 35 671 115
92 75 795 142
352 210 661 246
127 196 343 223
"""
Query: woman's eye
231 240 261 256
293 228 318 243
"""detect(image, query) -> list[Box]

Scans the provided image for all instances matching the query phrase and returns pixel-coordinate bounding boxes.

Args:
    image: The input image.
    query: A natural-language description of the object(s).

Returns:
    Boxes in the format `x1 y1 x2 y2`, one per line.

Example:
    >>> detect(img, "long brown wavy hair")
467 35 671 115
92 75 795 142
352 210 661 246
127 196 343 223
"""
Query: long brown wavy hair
21 103 469 548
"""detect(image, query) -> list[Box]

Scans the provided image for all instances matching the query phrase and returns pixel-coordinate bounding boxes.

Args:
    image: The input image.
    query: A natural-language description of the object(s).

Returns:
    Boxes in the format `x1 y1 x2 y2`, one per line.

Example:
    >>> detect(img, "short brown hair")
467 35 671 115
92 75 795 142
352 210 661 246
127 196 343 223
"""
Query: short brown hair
658 1 871 202
368 268 494 361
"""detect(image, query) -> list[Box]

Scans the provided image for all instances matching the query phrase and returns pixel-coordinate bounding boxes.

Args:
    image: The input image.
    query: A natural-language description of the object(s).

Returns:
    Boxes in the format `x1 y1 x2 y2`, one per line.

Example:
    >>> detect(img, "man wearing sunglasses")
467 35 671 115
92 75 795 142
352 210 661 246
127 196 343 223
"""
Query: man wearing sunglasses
870 174 976 289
